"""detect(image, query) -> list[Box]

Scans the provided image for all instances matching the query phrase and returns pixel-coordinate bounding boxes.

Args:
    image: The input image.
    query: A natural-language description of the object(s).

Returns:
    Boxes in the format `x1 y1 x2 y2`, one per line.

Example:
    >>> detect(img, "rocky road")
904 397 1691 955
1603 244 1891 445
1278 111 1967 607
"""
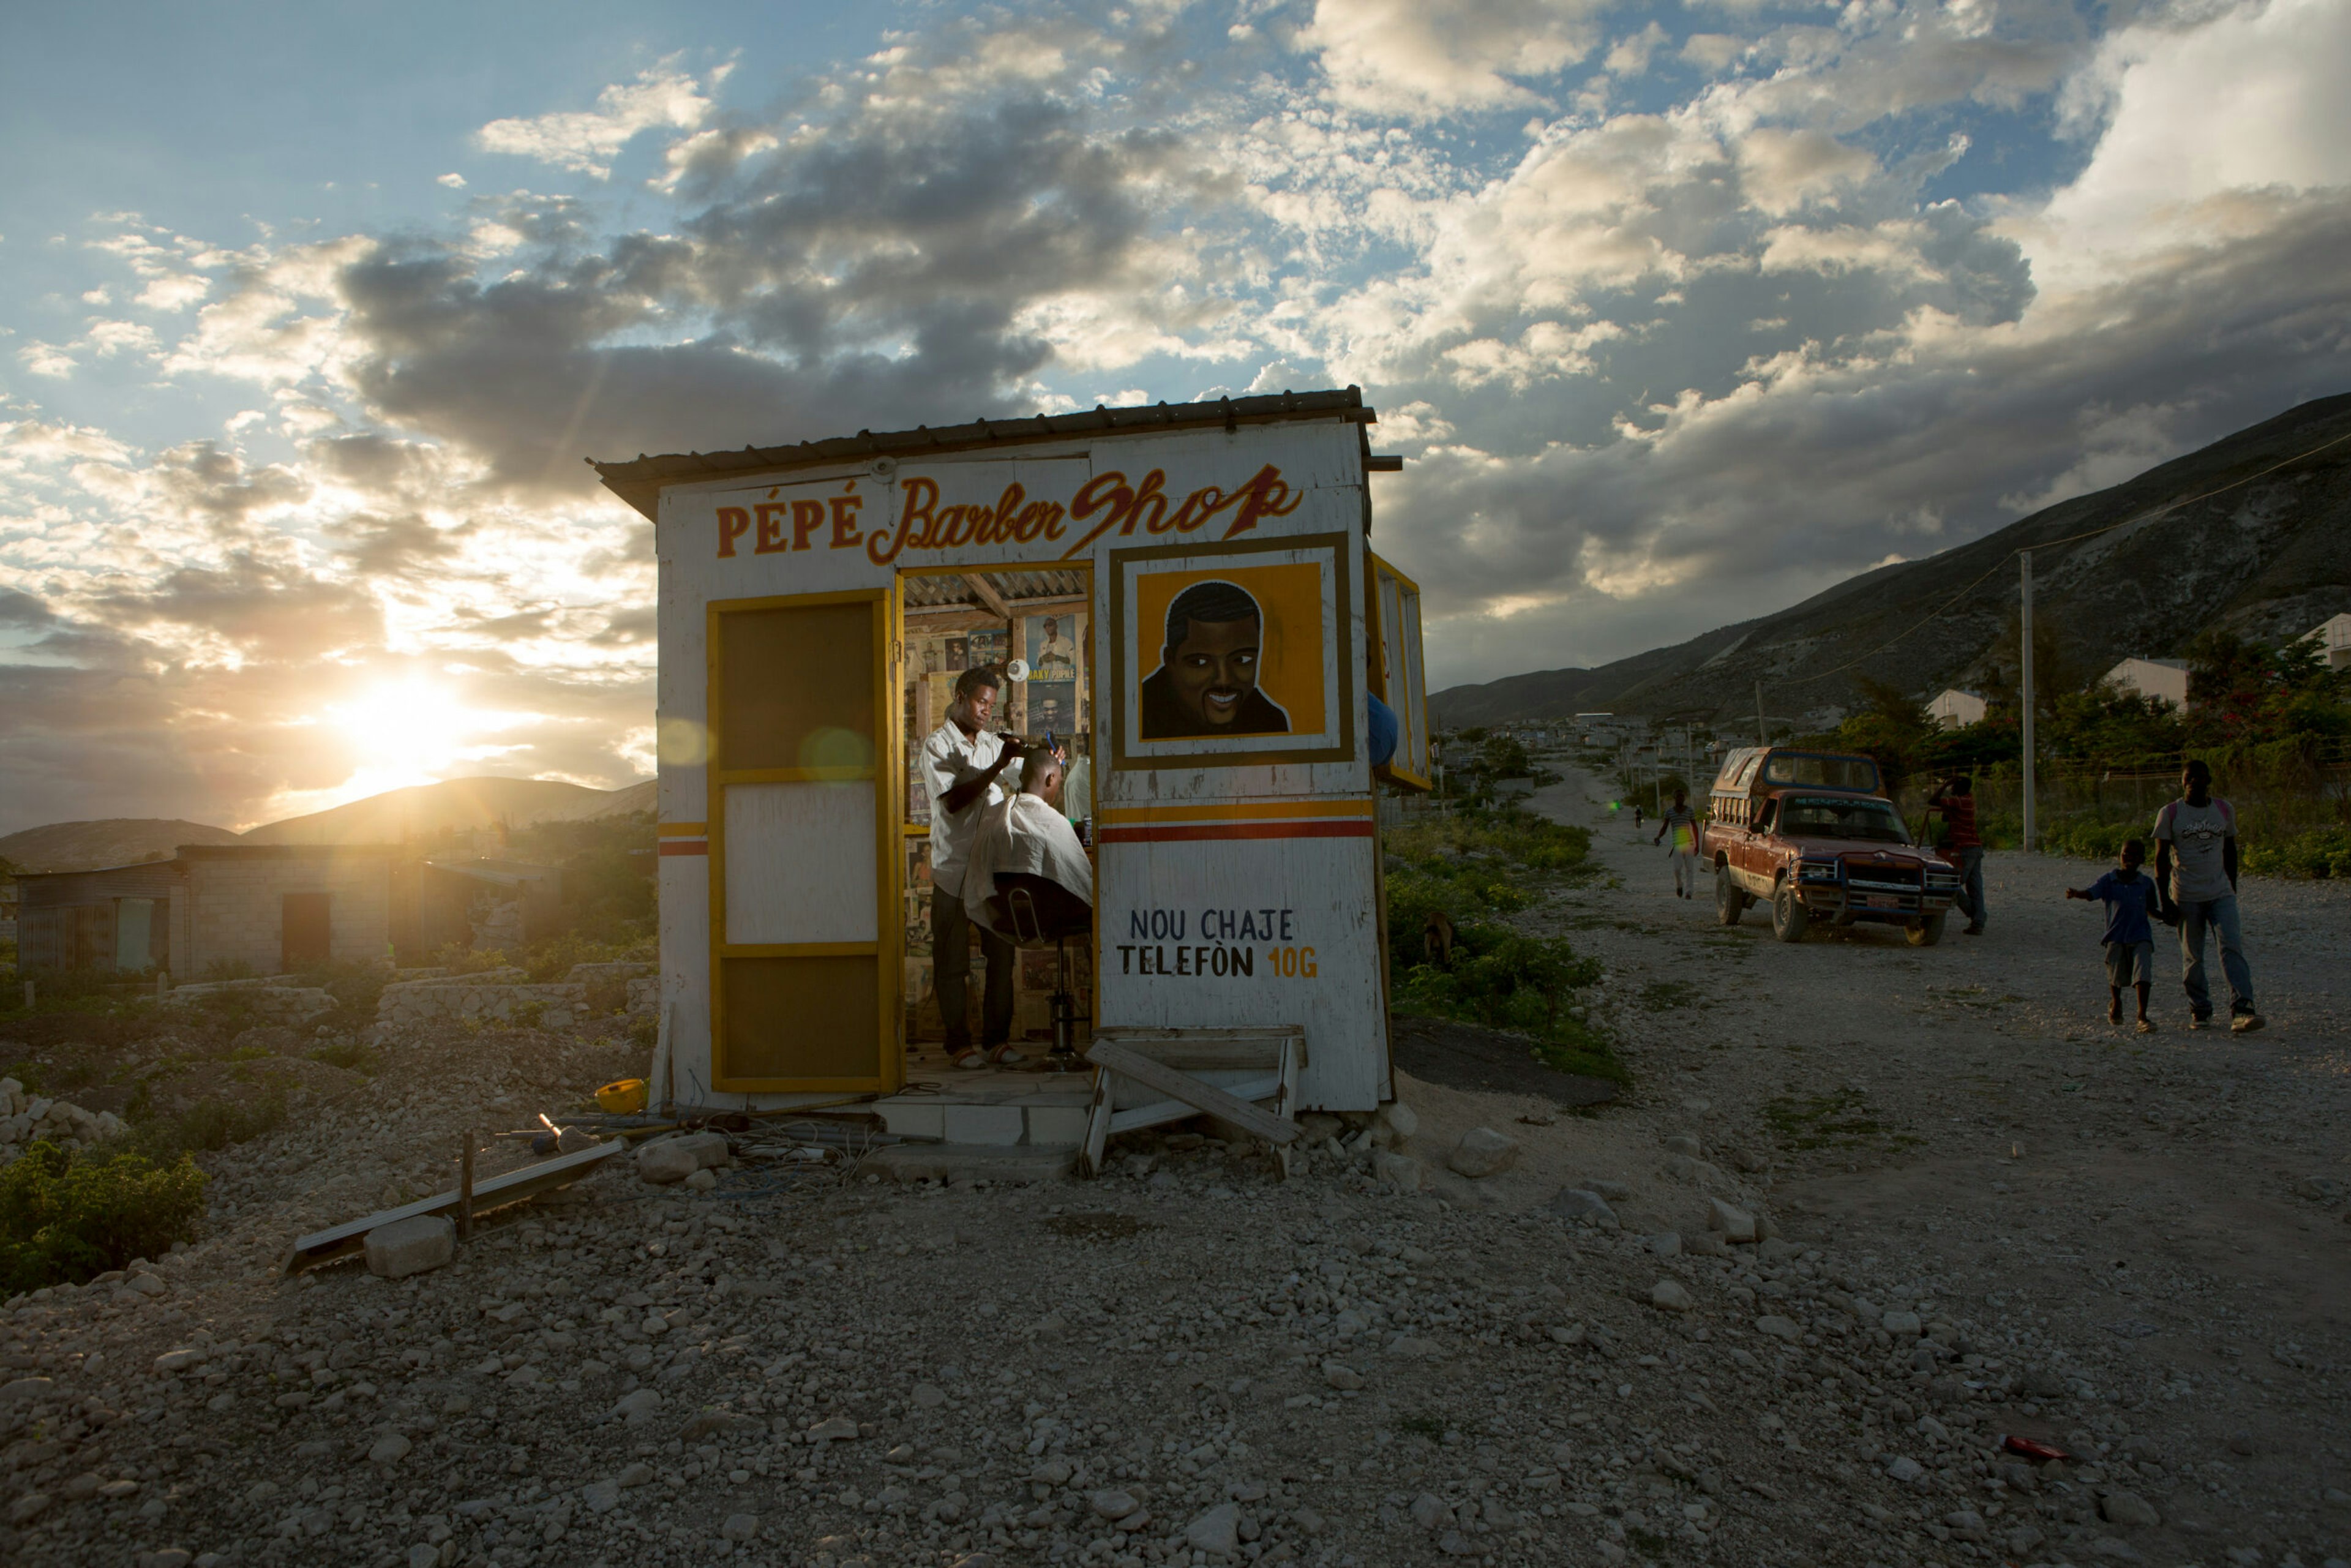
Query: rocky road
1 770 2346 1568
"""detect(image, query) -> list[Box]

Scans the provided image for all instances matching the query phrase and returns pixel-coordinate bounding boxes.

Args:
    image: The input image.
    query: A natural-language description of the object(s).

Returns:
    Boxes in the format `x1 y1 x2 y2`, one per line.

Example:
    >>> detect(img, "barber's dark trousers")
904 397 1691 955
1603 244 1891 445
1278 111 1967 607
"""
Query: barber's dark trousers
932 883 1013 1052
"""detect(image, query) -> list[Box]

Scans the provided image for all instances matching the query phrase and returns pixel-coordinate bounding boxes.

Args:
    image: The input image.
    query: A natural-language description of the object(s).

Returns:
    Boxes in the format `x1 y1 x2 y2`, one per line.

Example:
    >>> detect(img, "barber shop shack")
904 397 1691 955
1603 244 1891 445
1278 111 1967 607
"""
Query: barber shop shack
593 388 1430 1173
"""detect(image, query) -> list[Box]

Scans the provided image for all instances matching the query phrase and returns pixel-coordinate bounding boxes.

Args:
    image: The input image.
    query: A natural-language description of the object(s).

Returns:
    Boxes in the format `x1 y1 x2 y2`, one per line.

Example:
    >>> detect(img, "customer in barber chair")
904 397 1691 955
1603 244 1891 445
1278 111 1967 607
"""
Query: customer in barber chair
961 744 1095 943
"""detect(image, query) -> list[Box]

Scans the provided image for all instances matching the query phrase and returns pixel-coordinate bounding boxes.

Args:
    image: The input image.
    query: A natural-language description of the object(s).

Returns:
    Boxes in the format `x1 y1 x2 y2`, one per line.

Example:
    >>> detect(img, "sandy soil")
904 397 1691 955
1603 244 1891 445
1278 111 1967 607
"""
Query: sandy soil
0 777 2346 1568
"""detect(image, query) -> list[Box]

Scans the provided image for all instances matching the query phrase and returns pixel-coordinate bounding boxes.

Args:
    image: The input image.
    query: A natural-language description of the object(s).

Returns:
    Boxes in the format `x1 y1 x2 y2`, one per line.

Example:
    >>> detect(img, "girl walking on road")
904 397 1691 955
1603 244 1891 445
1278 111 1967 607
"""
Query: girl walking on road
1654 789 1700 899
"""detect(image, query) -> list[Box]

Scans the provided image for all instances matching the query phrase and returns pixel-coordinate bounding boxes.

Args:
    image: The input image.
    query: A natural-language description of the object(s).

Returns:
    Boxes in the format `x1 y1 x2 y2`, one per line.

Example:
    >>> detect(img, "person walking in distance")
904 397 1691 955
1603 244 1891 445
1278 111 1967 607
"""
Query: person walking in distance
920 666 1027 1068
1654 789 1700 899
2154 759 2263 1033
1926 775 1985 936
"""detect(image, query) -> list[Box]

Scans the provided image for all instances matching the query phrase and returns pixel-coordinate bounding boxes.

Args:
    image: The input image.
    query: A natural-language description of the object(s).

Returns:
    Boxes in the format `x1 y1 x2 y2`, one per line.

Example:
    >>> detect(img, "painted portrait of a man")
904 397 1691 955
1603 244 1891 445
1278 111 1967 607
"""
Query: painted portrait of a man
1138 579 1291 739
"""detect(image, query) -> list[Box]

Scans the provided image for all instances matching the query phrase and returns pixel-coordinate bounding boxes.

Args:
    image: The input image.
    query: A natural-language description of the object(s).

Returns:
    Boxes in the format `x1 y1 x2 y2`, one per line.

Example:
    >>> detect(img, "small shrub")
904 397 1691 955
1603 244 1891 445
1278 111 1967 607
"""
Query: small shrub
307 1040 378 1074
127 1086 288 1161
0 1141 208 1294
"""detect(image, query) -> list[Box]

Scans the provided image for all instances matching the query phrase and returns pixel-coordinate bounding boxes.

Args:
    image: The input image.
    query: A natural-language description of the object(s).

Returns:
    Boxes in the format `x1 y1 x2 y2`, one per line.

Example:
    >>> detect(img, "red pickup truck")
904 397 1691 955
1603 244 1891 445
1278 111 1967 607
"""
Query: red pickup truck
1701 747 1961 945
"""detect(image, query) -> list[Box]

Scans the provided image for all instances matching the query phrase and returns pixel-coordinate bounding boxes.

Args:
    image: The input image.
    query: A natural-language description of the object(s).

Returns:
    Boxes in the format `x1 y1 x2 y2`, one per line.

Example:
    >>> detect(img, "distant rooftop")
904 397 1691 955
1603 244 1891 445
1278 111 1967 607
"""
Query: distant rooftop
590 386 1377 522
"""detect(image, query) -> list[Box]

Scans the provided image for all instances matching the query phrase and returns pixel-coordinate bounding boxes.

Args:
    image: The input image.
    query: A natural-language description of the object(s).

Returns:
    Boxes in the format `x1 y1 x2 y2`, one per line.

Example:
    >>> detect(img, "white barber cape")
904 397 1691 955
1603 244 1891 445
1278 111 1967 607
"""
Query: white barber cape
961 793 1095 929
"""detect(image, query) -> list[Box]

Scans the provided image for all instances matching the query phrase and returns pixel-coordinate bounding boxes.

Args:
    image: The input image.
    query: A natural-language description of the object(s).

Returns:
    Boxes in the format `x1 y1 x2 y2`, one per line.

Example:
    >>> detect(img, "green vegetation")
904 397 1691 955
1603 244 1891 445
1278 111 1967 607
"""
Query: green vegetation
1794 632 2351 874
508 814 658 946
0 1140 209 1294
1762 1089 1917 1153
125 1084 288 1163
1382 806 1622 1082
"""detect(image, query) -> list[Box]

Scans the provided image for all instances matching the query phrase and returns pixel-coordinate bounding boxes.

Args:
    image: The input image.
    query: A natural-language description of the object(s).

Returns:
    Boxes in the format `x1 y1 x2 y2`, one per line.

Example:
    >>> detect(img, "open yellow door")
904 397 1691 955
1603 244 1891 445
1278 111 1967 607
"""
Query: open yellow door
1367 553 1431 790
707 588 902 1093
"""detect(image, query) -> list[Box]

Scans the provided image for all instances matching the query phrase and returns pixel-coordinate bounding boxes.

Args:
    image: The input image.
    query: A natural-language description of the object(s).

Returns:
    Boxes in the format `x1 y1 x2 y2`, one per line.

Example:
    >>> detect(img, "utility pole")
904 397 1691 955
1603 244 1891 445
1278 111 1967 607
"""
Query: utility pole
2020 549 2036 853
1754 682 1768 746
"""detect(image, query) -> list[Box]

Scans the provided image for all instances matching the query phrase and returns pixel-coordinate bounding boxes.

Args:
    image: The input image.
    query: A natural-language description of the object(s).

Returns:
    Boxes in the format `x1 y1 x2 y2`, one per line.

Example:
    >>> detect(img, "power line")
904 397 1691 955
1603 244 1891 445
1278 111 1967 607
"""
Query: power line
1781 426 2351 688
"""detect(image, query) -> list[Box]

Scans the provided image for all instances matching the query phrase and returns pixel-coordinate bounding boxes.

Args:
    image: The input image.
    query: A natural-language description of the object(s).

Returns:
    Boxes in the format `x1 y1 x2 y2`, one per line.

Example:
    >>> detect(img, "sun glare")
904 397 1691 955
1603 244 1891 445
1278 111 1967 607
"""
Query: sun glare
320 680 532 792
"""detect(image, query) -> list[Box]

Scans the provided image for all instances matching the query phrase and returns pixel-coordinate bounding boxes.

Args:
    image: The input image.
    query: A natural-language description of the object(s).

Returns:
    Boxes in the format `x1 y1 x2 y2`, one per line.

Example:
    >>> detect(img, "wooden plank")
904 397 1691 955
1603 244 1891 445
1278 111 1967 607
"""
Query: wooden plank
1270 1037 1300 1182
282 1141 623 1274
1079 1068 1113 1178
1106 1043 1281 1072
1084 1041 1299 1145
959 573 1013 623
1107 1075 1280 1135
1090 1027 1306 1070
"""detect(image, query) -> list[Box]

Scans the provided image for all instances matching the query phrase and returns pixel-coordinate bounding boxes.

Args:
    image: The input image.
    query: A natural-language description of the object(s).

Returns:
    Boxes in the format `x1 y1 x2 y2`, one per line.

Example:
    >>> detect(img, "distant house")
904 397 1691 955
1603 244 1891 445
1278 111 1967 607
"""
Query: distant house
2105 657 2190 710
14 858 179 972
1927 688 1987 730
2305 612 2351 670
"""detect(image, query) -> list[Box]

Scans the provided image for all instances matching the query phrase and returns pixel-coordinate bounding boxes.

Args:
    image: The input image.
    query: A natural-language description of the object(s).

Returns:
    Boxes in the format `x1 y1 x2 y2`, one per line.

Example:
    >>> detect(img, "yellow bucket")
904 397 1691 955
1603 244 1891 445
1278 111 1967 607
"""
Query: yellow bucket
595 1078 648 1114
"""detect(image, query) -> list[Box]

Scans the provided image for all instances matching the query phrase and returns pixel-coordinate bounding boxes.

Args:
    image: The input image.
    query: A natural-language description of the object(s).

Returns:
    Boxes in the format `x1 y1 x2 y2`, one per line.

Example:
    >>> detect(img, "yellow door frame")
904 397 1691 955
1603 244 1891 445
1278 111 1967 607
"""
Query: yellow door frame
707 587 904 1094
896 560 1098 1054
1366 552 1431 791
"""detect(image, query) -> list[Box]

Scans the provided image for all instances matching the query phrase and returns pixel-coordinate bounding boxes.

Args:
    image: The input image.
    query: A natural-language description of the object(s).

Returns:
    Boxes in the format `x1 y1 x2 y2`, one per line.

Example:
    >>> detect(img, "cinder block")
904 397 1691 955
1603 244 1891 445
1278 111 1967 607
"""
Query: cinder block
1025 1106 1089 1147
365 1215 455 1279
940 1104 1026 1145
874 1101 944 1140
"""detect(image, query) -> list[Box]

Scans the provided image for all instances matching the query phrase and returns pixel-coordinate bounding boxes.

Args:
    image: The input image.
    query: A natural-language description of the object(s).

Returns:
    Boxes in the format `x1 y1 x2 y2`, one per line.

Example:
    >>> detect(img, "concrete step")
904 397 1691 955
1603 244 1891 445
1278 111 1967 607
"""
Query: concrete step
863 1144 1076 1185
873 1078 1092 1147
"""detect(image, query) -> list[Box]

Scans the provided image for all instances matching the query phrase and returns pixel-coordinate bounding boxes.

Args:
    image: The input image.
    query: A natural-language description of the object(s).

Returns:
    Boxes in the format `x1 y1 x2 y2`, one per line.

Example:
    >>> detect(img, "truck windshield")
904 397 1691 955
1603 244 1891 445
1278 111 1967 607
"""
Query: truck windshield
1780 797 1911 844
1762 753 1879 791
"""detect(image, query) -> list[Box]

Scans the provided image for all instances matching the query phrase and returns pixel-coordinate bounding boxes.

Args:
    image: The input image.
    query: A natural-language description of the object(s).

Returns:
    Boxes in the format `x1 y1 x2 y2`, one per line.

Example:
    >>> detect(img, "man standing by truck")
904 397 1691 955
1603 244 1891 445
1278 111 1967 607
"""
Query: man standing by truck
1925 775 1984 936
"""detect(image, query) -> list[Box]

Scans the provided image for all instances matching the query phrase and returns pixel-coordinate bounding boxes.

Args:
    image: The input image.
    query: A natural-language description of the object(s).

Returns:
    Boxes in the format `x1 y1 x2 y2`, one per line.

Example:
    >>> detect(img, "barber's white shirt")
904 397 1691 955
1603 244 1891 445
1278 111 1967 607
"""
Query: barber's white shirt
921 720 1016 896
962 793 1096 929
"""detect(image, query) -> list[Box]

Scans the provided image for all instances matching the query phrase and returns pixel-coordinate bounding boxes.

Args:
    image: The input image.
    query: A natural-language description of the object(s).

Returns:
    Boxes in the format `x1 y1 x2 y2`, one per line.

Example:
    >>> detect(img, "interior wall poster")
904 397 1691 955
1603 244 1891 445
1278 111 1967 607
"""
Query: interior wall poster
1109 532 1354 770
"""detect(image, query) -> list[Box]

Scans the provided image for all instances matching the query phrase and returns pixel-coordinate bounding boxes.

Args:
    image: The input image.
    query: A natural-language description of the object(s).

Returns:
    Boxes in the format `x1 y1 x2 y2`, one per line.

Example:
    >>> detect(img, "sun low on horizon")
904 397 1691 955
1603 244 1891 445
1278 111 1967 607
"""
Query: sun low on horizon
236 677 642 832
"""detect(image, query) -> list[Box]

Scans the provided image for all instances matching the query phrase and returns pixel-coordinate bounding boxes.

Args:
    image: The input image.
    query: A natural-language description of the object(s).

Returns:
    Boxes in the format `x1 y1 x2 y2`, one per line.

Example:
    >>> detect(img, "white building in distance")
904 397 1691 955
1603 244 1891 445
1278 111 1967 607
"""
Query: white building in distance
2304 612 2351 670
2105 657 2190 710
1928 688 1987 729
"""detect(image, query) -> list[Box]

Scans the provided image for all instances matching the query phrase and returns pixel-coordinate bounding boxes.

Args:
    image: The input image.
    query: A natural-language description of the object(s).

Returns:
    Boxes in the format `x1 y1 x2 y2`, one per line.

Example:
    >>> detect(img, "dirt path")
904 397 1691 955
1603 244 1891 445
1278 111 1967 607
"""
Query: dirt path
2 779 2347 1568
1524 768 2351 1558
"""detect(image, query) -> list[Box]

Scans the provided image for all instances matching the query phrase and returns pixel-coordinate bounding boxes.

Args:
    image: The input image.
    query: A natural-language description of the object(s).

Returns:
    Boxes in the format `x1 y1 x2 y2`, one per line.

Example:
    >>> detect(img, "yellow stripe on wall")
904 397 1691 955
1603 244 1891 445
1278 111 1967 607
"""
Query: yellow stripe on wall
1097 798 1376 825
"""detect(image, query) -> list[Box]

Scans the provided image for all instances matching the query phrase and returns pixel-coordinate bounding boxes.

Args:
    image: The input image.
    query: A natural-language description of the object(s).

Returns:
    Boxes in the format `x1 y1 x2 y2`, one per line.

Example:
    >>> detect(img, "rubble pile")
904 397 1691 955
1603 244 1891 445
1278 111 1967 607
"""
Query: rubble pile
1 1087 2339 1568
0 1078 127 1165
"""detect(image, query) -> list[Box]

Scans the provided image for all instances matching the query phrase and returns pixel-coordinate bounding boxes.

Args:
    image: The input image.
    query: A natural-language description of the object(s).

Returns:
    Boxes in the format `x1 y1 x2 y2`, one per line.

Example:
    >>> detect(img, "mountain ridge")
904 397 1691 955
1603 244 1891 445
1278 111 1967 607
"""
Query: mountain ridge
1429 391 2351 730
0 776 656 873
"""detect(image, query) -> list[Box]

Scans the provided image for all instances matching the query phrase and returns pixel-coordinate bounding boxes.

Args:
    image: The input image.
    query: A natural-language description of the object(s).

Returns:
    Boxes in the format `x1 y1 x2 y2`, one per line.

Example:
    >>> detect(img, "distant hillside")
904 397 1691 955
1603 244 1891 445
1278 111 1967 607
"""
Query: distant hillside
0 819 242 874
2 778 658 869
1431 391 2351 729
241 776 656 845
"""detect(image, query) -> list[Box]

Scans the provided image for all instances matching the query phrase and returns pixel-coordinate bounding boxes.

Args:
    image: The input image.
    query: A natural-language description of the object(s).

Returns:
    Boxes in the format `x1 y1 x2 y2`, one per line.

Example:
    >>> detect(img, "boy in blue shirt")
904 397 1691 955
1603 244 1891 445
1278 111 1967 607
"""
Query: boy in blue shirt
2065 839 2159 1032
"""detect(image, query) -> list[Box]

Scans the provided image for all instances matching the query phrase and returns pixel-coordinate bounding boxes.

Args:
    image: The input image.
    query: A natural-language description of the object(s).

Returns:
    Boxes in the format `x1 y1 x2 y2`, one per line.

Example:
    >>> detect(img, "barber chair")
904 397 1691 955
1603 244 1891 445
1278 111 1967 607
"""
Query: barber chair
982 872 1093 1070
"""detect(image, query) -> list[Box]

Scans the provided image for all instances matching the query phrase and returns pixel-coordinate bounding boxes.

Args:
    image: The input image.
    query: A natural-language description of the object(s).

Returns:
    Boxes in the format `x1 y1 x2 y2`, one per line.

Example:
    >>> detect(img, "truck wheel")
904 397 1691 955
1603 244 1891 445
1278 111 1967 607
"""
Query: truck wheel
1715 866 1745 926
1771 878 1810 943
1907 910 1947 947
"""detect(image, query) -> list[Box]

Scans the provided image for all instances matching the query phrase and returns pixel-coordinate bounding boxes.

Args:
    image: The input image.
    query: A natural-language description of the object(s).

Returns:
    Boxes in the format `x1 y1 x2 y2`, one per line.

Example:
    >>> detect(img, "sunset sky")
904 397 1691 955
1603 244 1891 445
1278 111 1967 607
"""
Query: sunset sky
4 0 2348 834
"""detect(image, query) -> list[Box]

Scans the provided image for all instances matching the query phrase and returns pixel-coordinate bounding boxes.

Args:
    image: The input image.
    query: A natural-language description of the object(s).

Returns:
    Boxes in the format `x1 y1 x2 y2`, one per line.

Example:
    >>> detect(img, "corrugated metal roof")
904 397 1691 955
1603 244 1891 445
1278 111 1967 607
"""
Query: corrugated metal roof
903 568 1092 610
591 386 1376 522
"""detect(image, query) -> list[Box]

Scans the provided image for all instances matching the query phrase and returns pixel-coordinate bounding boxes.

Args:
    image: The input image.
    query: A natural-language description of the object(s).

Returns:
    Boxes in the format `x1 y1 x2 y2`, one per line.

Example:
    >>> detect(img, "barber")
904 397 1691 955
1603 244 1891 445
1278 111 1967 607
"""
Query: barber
921 666 1025 1068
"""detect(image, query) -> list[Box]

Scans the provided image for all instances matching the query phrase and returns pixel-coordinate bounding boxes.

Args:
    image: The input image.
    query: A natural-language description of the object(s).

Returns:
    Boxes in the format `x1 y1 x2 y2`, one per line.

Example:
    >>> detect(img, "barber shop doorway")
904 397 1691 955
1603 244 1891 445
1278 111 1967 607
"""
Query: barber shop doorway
899 565 1096 1068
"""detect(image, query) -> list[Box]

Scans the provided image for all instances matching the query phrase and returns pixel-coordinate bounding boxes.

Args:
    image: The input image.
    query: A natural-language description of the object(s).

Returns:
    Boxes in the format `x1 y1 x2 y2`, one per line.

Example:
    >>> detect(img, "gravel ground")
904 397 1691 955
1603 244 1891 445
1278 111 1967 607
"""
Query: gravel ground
1 773 2346 1568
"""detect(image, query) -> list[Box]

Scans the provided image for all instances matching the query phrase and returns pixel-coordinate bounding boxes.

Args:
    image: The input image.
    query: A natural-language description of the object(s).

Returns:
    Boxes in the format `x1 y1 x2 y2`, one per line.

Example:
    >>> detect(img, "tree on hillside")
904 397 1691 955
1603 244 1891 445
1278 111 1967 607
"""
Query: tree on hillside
1831 677 1935 792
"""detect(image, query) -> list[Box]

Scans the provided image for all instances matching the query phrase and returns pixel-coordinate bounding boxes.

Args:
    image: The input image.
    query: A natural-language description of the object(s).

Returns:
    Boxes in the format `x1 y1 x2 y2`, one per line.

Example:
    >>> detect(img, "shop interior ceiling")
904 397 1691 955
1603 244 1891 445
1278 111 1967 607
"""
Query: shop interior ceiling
904 569 1089 620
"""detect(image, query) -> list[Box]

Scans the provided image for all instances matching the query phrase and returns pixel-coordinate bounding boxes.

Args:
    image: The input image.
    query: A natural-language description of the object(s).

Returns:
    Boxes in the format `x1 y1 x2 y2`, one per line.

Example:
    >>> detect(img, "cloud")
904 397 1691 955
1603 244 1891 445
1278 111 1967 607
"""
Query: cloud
2025 0 2351 287
1300 0 1604 118
476 61 722 179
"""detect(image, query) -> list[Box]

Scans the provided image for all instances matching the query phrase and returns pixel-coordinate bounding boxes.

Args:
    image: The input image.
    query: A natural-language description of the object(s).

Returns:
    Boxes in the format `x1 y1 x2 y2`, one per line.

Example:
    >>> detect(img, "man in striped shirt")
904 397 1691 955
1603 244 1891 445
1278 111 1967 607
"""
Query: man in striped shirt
1927 775 1985 936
